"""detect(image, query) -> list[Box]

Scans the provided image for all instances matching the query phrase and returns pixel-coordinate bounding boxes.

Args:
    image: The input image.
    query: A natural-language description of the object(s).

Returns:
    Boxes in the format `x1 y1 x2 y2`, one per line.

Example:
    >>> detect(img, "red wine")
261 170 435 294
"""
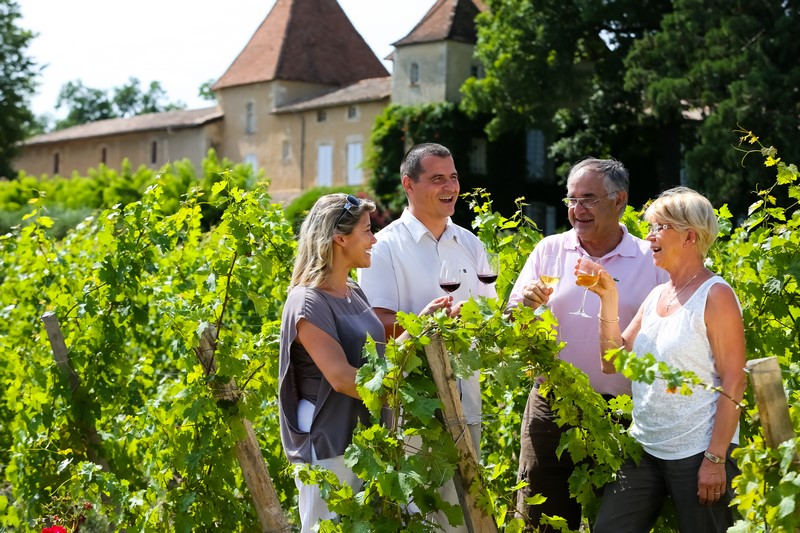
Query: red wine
440 282 461 293
477 274 498 284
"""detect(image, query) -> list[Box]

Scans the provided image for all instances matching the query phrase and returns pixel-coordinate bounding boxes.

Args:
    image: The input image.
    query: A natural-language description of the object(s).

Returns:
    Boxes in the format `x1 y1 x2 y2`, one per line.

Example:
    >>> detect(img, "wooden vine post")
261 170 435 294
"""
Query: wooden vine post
195 326 289 533
41 312 110 473
423 334 498 533
745 356 799 466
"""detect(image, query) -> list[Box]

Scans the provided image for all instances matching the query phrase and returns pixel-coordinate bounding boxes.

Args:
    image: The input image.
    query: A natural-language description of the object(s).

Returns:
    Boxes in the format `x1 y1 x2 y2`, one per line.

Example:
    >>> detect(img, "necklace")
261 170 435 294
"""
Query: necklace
665 268 705 311
327 280 352 303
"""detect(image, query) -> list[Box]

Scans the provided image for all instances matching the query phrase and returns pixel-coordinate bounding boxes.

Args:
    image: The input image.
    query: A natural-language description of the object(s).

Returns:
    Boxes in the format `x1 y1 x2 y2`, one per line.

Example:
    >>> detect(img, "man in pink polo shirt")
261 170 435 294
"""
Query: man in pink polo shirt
508 157 668 531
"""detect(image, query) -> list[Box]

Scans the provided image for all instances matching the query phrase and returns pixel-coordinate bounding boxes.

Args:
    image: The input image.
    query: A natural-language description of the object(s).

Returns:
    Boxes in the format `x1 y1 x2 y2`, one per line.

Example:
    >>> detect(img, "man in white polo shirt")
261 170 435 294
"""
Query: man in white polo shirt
359 142 495 532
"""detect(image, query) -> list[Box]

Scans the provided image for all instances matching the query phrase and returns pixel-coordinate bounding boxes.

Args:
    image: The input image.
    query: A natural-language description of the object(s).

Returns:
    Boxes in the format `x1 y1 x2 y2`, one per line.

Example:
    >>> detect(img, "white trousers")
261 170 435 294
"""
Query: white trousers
295 400 362 533
295 401 480 533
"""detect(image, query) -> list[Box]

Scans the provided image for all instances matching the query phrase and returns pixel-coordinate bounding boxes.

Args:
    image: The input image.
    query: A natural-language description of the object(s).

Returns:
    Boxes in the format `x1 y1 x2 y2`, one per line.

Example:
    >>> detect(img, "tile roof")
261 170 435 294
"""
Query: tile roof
394 0 487 47
273 76 391 112
213 0 389 91
23 107 223 146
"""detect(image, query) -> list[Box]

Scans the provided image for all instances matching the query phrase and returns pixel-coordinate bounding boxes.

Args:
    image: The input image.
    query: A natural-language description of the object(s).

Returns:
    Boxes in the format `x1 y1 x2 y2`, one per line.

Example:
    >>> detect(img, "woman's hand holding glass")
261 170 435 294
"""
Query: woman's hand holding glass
571 257 618 317
570 259 602 318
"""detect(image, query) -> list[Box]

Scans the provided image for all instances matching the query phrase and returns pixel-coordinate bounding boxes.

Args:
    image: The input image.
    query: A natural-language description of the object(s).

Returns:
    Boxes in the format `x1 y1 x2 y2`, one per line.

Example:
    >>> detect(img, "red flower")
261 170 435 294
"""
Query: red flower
42 526 68 533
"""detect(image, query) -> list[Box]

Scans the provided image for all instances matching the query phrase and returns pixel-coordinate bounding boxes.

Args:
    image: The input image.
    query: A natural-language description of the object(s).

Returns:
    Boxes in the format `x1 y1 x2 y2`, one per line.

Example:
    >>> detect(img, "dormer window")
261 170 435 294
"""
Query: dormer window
317 110 327 122
410 62 420 86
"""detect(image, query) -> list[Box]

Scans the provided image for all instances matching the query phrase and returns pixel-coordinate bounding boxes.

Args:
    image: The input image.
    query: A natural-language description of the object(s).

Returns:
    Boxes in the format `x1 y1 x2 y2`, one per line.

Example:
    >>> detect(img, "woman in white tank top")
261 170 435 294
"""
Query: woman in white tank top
582 187 746 533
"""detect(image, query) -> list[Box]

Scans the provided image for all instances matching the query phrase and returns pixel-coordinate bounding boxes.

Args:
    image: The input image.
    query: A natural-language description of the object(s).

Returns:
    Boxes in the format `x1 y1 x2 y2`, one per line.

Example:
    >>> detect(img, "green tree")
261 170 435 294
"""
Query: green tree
0 0 39 178
461 0 672 200
113 77 184 116
462 0 800 216
624 0 800 215
55 77 186 130
462 0 667 135
198 78 217 102
55 80 116 129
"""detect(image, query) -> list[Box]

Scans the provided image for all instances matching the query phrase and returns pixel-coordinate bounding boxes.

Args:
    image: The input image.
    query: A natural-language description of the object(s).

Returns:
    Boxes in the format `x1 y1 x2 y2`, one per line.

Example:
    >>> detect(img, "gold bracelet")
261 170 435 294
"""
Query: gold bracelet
599 316 619 323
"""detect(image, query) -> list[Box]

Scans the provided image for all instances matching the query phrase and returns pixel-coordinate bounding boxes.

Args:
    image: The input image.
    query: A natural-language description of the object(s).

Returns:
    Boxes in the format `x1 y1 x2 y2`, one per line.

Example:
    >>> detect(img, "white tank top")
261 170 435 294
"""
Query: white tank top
630 275 740 459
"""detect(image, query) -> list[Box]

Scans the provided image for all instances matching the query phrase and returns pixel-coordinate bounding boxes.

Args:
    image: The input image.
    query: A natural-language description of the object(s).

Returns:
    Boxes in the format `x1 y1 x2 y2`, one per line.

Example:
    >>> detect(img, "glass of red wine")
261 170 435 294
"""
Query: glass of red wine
439 259 462 294
477 252 499 285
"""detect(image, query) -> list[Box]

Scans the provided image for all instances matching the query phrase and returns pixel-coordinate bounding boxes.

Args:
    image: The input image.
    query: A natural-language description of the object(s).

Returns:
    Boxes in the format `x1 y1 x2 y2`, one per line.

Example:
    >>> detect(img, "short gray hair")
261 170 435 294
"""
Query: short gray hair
566 157 630 215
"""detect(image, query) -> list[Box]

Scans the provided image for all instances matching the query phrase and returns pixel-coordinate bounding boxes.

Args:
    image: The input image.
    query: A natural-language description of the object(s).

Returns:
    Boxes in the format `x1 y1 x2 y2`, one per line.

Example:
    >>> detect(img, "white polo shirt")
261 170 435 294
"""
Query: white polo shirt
358 208 496 425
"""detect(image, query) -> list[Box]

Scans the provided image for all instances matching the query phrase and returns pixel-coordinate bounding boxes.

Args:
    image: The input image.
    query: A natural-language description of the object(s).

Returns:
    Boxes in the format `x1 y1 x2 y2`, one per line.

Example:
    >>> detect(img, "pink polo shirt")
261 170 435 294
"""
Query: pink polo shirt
509 225 668 396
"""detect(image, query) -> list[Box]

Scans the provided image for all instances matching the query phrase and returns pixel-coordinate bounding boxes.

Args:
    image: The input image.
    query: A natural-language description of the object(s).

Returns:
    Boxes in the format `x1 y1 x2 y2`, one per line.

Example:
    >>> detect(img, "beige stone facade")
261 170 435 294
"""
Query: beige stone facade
14 0 485 204
15 108 223 178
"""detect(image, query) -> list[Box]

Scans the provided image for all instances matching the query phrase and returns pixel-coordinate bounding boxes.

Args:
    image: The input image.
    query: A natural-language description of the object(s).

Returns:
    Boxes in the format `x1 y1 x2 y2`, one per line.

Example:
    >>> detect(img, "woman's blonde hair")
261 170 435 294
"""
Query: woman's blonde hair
290 193 376 288
645 186 719 256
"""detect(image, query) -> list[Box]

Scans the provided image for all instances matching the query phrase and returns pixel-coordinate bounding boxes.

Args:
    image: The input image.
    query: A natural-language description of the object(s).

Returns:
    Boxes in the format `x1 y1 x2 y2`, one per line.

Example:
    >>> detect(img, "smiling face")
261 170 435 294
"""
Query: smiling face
403 154 459 237
646 221 692 271
566 169 627 256
337 211 376 269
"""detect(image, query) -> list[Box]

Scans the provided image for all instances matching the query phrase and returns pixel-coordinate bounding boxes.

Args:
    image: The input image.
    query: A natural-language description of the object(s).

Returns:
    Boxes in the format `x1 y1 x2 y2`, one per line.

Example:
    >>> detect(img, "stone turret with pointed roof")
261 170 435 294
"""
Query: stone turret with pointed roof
395 0 486 47
213 0 388 91
390 0 487 106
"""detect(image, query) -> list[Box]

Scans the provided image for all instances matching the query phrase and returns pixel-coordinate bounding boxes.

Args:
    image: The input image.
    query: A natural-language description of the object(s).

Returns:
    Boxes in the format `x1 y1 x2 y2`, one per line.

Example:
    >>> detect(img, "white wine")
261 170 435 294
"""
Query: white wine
539 275 560 288
576 273 599 287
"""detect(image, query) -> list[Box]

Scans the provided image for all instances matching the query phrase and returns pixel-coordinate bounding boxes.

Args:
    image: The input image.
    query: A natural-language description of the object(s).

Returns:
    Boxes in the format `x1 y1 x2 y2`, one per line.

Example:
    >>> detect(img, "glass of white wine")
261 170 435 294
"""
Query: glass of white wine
535 254 562 315
570 260 600 318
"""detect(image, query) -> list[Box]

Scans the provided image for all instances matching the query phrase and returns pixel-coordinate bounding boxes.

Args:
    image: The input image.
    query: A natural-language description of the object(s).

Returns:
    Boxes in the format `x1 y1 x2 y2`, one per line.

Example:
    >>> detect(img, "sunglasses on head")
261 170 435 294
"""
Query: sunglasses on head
333 194 361 228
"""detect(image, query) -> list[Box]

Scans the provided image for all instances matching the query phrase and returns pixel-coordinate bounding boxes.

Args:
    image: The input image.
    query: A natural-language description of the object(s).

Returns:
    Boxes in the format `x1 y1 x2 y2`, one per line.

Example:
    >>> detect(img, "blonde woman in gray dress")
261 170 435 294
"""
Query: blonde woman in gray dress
279 193 451 532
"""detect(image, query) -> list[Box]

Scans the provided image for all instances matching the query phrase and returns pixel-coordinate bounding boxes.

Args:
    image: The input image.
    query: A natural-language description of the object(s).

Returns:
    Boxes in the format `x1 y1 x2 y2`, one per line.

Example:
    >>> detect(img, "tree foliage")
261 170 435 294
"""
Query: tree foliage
198 79 217 102
462 0 669 144
54 77 185 131
624 0 800 215
462 0 800 217
0 0 40 178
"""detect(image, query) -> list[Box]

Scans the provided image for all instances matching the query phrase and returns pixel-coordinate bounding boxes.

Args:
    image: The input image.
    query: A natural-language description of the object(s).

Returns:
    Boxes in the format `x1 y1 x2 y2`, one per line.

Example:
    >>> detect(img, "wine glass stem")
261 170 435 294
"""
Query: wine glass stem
578 288 588 312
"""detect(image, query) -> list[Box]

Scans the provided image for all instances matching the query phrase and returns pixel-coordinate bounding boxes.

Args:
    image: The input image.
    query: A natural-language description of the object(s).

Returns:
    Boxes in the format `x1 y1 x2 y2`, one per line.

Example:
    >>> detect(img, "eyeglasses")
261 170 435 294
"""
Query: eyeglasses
333 194 361 228
562 191 619 209
646 222 672 235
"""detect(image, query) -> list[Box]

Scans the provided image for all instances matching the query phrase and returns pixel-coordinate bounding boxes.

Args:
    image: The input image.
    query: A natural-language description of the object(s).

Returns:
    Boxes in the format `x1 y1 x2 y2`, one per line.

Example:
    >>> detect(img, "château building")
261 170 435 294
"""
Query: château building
15 0 494 205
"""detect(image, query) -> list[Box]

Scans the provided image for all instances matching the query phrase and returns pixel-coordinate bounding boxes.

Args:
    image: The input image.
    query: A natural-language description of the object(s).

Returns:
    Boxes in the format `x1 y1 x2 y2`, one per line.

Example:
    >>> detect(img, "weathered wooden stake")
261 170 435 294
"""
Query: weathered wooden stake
41 312 110 473
423 334 498 533
195 326 289 533
746 356 799 465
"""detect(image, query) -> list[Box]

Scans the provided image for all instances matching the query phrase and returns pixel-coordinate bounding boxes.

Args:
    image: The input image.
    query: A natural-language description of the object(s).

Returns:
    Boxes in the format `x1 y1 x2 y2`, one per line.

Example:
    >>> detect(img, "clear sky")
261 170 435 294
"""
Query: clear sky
19 0 434 119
